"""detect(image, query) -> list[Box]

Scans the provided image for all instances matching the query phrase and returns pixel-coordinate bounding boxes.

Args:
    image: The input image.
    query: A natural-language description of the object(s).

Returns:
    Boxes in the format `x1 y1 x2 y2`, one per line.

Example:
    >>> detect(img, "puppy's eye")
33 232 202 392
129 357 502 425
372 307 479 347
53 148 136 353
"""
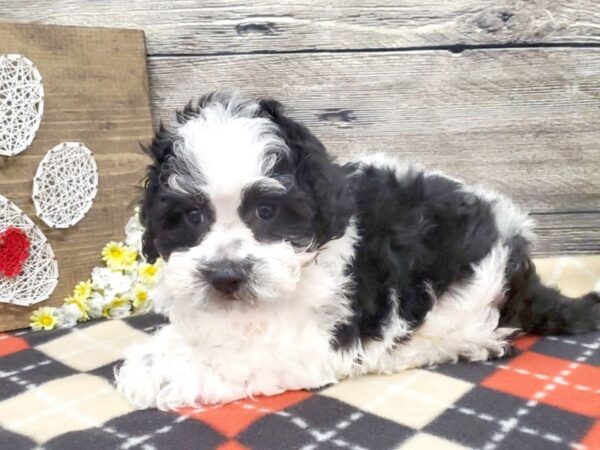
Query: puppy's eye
256 204 276 220
186 209 204 225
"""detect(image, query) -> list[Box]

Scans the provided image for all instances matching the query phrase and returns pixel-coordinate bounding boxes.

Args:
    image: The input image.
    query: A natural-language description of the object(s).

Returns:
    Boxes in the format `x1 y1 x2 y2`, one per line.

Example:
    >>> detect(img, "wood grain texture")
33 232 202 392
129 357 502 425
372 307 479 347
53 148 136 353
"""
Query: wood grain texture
149 48 600 214
0 0 598 55
532 213 600 257
0 23 153 331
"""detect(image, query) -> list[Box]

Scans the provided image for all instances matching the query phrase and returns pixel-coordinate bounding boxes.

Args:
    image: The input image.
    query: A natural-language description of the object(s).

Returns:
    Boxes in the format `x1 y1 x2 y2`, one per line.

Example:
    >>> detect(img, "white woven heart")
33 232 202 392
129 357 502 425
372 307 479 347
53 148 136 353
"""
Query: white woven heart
33 142 98 229
0 194 59 306
0 54 44 157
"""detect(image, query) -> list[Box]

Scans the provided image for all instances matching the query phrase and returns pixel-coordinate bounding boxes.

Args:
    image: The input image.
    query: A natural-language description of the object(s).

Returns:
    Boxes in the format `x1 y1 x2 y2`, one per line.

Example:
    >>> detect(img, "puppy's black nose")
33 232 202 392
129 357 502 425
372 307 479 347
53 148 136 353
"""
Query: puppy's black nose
207 264 246 295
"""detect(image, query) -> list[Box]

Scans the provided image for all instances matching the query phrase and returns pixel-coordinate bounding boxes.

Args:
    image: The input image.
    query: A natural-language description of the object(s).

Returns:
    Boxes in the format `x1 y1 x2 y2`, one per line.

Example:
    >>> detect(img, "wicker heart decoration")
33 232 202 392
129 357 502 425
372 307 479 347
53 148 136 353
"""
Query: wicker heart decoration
0 227 31 278
0 194 58 306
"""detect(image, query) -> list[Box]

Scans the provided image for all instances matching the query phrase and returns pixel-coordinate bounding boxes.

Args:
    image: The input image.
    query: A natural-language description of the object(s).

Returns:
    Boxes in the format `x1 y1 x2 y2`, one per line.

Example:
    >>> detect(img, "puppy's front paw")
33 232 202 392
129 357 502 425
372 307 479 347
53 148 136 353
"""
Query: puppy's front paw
116 336 248 409
115 346 163 410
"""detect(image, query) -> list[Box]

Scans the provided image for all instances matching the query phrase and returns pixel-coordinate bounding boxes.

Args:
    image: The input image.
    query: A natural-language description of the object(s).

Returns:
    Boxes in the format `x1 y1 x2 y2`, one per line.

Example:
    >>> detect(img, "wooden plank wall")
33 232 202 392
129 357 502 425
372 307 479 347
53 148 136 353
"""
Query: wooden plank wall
1 1 599 256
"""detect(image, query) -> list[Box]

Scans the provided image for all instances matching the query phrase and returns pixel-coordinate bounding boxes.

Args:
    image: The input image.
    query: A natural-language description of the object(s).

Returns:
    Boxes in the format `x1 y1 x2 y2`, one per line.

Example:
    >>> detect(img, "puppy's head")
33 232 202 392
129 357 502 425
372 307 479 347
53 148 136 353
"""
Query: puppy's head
141 93 353 309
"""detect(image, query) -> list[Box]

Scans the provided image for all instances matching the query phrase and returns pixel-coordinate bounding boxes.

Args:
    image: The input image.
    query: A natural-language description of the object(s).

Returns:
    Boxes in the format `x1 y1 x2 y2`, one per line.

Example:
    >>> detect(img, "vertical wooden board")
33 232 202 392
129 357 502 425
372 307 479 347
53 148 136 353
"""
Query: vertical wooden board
0 23 153 331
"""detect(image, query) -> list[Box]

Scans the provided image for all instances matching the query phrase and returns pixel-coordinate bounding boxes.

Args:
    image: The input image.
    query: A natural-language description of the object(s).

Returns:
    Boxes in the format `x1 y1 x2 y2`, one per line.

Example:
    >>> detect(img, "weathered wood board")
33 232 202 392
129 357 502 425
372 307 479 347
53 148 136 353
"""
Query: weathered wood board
0 23 152 331
533 213 600 256
148 48 600 256
0 1 599 55
149 49 600 214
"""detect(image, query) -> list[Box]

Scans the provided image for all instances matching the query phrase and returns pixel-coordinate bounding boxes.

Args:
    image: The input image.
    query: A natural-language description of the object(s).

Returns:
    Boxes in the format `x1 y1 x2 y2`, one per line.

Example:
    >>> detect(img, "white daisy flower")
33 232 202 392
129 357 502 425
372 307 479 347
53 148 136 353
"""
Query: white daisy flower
91 267 114 291
103 295 132 319
87 292 105 319
57 303 82 328
105 271 135 297
125 210 145 253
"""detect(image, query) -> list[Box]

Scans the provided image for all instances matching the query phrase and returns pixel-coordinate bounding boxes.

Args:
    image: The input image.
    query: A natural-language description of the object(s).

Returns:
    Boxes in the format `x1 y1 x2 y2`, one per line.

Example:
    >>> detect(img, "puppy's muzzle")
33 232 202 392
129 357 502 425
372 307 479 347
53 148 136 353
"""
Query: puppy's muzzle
202 261 251 295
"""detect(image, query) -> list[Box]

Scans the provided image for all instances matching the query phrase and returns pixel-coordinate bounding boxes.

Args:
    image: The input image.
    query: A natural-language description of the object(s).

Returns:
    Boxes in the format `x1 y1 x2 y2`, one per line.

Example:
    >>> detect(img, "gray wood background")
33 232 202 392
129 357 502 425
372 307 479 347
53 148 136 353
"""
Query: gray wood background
1 1 599 256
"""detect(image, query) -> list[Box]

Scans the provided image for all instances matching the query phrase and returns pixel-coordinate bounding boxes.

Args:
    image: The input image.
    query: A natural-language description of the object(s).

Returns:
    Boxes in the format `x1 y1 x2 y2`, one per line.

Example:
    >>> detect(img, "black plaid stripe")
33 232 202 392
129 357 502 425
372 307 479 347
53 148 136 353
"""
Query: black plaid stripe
529 334 600 362
89 361 119 383
240 395 413 450
488 338 599 450
0 427 37 450
427 356 502 383
122 313 167 332
0 348 75 401
424 386 593 449
44 410 226 450
15 326 72 347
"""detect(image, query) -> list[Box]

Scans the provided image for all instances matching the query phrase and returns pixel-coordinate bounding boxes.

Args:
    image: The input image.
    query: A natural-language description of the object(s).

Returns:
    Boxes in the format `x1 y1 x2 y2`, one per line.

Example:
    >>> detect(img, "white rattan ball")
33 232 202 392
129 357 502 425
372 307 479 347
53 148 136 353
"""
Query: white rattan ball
33 142 99 229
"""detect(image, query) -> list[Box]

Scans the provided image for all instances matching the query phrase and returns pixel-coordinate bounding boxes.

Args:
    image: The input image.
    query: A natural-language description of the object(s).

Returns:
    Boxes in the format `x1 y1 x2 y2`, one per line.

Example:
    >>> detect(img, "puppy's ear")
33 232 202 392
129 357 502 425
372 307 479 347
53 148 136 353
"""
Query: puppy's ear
143 123 175 164
139 124 175 263
259 99 354 245
297 151 354 245
258 99 284 119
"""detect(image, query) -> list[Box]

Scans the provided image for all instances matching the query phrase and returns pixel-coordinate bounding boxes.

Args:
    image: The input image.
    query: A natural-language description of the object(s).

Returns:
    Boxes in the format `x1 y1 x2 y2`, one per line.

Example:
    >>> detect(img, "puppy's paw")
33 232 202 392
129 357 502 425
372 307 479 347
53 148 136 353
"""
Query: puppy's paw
115 345 163 410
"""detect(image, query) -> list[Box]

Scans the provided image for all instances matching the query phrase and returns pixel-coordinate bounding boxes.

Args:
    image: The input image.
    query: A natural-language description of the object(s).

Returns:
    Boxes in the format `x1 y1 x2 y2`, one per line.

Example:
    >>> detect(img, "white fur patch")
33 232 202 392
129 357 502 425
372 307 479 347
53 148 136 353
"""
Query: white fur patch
350 152 416 180
389 244 515 370
118 110 530 409
117 222 359 409
465 184 536 244
169 95 287 199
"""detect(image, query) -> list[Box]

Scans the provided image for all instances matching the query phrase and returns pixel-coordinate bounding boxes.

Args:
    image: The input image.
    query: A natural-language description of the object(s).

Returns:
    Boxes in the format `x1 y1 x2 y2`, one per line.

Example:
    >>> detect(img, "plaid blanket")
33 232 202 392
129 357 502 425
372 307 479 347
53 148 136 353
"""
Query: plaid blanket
1 256 599 450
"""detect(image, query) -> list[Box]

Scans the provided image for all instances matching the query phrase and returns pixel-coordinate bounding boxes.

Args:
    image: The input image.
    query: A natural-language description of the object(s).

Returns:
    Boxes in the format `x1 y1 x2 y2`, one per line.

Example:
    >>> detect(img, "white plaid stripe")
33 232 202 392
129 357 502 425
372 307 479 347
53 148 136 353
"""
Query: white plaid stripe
481 336 600 450
482 360 600 395
236 401 369 450
392 372 583 449
545 335 600 350
109 414 189 450
0 359 53 381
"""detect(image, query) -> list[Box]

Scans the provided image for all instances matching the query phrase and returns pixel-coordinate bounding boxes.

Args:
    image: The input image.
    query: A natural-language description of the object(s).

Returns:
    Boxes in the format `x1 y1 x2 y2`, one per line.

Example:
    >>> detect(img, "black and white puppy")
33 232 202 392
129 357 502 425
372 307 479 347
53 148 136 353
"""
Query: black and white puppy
116 93 600 410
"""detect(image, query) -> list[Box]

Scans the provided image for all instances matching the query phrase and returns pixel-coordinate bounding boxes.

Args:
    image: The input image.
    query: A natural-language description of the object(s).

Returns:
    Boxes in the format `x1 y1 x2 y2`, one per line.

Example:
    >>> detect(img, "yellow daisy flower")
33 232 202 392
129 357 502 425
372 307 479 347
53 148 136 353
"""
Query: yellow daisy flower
65 295 90 321
102 242 138 271
133 285 149 310
123 247 139 270
30 307 58 331
102 295 131 318
138 260 161 285
73 280 93 300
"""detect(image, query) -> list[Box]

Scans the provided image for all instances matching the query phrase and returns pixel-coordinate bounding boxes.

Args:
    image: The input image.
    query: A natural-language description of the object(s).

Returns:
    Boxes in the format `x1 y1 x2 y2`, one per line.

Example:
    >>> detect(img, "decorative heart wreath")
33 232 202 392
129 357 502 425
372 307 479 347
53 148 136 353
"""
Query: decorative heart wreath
0 195 59 307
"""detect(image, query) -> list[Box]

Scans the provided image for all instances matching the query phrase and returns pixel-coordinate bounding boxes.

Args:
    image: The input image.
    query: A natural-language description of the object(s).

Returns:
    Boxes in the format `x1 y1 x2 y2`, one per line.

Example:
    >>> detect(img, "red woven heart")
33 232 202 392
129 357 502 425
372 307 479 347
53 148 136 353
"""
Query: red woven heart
0 227 31 278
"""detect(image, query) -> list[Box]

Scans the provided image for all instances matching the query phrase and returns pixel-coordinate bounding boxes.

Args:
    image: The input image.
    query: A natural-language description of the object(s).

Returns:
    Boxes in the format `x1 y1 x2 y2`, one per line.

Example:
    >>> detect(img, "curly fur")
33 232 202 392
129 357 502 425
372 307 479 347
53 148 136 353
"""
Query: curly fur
116 93 600 410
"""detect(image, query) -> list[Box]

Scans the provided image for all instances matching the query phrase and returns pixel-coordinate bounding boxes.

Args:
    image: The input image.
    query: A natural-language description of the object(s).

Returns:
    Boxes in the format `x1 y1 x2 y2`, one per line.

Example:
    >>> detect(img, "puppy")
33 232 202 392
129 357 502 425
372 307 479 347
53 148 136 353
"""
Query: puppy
116 93 600 410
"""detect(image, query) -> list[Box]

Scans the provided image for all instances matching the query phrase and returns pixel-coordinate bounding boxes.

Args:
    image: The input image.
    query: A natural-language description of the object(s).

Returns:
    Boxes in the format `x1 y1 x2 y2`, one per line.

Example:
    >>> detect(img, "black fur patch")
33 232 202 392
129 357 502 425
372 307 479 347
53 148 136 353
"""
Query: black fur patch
139 122 215 262
333 165 499 348
259 99 355 247
238 181 317 248
501 242 600 335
